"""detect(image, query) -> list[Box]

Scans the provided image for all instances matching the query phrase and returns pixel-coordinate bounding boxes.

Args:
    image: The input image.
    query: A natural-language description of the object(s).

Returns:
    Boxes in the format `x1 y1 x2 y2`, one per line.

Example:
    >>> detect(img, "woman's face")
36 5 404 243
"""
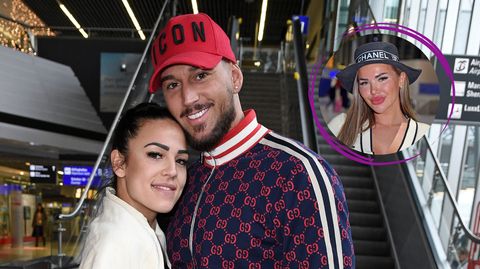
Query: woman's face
357 63 406 115
112 118 189 218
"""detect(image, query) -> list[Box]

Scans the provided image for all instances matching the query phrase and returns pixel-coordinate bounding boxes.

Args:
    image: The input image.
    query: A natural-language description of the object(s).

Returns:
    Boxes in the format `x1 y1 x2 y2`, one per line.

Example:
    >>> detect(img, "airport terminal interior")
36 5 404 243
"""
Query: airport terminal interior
0 0 479 268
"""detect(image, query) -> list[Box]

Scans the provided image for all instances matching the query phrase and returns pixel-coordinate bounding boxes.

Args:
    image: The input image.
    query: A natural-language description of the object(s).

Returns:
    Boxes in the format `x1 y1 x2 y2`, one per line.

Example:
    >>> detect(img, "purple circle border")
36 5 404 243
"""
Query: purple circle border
309 22 454 166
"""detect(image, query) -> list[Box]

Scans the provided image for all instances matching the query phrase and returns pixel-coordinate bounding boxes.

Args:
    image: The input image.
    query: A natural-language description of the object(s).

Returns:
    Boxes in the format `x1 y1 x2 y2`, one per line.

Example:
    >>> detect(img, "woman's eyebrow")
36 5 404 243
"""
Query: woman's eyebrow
144 142 169 151
145 143 189 155
358 72 389 81
375 72 388 79
178 149 189 155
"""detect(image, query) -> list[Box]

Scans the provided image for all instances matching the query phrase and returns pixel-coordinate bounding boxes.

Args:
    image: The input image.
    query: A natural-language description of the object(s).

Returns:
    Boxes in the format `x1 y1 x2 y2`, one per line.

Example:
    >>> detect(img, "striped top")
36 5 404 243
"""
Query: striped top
328 113 430 155
167 109 355 268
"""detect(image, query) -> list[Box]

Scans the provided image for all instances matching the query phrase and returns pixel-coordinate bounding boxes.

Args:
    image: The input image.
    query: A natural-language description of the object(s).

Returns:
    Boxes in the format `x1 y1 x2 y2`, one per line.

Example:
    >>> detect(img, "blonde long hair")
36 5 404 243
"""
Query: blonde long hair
337 67 418 146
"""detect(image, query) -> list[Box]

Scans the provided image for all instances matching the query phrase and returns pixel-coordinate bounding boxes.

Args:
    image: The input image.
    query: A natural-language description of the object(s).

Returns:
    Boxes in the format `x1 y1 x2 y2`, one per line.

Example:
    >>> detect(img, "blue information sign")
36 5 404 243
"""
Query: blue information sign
63 166 104 186
292 15 309 35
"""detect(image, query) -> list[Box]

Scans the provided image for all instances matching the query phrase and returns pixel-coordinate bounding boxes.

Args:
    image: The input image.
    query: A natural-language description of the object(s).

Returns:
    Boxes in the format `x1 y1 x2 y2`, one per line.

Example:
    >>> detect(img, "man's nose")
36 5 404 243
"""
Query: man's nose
181 84 200 106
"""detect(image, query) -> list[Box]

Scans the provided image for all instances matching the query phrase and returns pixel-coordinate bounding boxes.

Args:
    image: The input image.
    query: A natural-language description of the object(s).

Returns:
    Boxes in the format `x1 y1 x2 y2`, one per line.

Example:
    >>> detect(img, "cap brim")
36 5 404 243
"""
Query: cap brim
336 60 422 93
149 51 223 93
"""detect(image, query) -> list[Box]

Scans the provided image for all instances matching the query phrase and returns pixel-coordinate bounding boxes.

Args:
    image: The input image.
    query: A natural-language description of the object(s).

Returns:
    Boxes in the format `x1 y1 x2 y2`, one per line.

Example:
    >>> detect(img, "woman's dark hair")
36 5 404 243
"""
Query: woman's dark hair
109 102 176 189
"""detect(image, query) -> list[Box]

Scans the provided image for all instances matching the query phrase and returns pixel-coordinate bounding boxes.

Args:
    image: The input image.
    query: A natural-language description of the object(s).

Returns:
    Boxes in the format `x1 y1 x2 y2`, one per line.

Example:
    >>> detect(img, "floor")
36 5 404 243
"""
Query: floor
0 240 77 266
0 243 51 263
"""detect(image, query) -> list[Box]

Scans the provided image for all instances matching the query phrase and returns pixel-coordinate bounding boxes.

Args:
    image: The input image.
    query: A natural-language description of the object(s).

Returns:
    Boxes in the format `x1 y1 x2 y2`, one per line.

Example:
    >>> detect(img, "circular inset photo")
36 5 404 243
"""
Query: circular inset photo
322 34 439 155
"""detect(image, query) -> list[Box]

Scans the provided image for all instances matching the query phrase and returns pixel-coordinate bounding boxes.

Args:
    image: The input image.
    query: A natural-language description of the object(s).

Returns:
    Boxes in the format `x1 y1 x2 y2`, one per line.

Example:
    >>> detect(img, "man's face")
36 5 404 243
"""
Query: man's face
159 61 242 151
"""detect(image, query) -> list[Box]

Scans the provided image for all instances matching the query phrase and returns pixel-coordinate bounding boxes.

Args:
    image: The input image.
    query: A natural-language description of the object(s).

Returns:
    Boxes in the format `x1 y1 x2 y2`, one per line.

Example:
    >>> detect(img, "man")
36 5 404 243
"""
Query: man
149 13 354 268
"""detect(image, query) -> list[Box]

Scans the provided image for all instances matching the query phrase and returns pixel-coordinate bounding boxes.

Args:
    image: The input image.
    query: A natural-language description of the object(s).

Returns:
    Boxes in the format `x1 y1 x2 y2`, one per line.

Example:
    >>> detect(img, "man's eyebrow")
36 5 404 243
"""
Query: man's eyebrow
159 67 201 85
144 142 169 151
159 75 175 85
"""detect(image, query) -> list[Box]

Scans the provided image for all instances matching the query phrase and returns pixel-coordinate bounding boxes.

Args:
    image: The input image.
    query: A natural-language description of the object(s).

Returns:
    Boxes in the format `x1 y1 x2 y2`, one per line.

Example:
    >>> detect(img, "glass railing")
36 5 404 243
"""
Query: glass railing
404 137 480 269
238 46 285 73
235 21 293 74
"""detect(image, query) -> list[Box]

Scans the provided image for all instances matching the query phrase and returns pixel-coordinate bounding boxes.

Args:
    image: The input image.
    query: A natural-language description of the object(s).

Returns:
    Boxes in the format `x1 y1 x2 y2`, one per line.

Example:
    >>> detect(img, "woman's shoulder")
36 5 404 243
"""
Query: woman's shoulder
81 189 164 268
413 120 430 135
83 203 156 261
327 113 347 136
416 121 430 130
410 120 430 142
81 228 158 269
88 190 150 238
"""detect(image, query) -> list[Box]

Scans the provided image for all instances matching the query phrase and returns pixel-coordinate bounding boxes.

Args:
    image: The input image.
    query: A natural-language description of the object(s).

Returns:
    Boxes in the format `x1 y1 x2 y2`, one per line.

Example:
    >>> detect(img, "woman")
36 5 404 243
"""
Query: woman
328 41 430 155
32 203 46 247
80 103 189 269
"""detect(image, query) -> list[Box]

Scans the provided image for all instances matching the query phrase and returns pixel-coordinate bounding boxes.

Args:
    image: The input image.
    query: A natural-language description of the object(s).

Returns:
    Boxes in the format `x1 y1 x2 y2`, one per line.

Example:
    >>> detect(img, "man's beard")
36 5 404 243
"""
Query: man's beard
185 90 236 152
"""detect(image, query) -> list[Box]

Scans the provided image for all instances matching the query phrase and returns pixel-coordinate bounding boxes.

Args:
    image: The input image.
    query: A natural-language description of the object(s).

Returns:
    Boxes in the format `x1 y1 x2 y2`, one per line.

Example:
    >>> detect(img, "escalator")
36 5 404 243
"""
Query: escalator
312 95 396 268
317 136 396 268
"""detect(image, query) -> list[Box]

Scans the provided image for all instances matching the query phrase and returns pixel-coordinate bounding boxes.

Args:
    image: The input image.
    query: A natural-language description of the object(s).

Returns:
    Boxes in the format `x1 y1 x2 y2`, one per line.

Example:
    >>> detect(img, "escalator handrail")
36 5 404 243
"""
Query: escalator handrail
291 17 318 152
369 165 401 269
423 137 480 243
58 0 171 221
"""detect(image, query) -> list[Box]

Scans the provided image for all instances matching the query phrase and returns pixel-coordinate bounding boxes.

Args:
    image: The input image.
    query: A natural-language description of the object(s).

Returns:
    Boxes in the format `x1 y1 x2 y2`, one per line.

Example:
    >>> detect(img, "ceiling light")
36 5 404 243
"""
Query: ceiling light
191 0 199 14
122 0 146 40
257 0 268 42
58 3 88 38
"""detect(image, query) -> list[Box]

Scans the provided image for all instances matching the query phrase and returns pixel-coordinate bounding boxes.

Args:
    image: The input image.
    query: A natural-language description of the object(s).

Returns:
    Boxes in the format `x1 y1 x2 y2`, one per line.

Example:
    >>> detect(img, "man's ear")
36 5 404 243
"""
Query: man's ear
231 63 243 94
111 149 126 178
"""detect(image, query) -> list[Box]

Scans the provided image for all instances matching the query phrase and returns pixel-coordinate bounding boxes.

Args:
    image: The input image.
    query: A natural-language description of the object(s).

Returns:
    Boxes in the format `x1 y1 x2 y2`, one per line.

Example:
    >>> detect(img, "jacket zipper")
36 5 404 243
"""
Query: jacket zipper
189 152 216 267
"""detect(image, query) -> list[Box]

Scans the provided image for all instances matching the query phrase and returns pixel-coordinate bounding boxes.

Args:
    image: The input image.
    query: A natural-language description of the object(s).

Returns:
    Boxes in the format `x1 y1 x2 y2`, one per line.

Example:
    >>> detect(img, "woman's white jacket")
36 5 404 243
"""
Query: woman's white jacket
80 187 169 269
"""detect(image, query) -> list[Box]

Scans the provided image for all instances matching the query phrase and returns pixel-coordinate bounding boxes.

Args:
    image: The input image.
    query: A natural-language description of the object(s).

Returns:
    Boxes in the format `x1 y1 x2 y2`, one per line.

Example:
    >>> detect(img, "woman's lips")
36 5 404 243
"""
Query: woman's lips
371 96 385 105
151 183 177 191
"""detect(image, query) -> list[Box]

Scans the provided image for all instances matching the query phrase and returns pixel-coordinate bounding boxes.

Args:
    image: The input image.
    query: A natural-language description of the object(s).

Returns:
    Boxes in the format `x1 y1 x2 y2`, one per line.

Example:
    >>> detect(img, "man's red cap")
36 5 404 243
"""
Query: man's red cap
149 13 236 93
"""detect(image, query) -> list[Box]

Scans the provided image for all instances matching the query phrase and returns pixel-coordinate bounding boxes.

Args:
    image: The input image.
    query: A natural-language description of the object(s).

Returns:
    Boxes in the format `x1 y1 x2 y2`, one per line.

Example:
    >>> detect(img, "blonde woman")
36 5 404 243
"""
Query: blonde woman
328 41 429 155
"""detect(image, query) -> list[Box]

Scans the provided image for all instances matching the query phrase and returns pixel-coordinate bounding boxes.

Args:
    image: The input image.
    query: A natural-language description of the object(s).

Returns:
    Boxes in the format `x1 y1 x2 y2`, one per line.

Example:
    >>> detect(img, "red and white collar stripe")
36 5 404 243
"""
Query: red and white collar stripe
203 109 270 167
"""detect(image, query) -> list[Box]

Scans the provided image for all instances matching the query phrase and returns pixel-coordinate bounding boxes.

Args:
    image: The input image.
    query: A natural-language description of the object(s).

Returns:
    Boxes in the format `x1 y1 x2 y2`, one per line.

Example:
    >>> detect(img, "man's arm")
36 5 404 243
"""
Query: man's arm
277 155 355 269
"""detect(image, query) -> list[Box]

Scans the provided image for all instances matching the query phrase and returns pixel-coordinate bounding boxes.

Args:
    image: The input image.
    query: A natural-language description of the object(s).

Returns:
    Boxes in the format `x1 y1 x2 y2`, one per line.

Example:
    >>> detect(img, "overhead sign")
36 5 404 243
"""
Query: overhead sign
435 55 480 123
63 166 105 187
29 165 56 184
